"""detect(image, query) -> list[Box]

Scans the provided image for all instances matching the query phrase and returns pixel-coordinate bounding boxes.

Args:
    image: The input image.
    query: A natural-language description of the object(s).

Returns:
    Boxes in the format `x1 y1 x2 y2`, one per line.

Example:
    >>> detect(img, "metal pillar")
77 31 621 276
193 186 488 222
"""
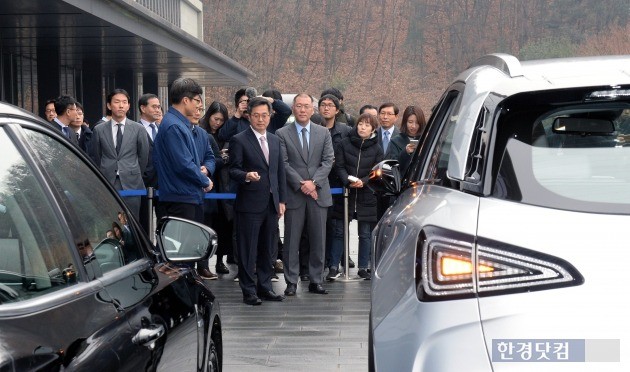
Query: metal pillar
338 187 360 282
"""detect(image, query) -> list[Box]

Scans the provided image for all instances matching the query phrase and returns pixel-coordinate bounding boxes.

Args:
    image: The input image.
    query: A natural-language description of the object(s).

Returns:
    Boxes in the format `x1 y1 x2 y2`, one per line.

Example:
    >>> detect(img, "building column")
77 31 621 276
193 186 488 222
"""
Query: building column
82 58 103 125
36 45 60 118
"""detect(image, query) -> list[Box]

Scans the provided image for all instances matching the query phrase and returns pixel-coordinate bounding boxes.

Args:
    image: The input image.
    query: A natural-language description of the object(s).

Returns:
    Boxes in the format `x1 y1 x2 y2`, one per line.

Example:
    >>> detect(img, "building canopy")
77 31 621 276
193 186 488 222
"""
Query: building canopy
0 0 253 86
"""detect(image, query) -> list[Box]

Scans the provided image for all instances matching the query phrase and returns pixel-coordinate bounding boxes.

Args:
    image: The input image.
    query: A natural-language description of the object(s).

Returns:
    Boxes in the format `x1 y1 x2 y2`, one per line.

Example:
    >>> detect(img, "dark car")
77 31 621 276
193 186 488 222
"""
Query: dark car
0 102 222 371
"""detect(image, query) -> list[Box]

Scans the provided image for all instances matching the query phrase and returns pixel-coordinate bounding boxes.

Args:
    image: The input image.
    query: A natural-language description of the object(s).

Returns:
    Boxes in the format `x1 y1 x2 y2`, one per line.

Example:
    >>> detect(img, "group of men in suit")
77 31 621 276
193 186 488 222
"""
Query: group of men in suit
48 90 159 223
46 82 403 306
228 93 337 305
230 93 404 305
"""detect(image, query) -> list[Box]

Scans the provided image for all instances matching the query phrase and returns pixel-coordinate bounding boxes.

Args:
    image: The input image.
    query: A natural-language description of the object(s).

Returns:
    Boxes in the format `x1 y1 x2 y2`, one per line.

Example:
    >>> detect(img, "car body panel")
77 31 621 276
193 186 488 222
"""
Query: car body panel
0 104 221 371
370 54 630 372
371 185 483 371
477 197 630 371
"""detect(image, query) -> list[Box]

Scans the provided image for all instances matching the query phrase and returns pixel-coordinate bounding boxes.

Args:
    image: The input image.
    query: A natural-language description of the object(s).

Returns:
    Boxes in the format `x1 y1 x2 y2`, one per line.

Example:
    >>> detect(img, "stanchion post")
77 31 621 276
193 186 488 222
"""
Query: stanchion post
338 187 361 282
147 187 155 243
343 187 350 279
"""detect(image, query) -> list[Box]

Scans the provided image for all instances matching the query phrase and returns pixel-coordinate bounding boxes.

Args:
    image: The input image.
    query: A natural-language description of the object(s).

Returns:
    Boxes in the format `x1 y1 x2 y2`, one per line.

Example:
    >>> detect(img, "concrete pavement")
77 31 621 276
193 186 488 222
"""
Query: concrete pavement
204 221 371 371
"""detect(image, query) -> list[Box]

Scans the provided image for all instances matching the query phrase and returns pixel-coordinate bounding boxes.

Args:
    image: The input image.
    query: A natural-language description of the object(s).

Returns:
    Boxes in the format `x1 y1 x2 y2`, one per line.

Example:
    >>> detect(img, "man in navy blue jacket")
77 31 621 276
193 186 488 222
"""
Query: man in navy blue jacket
153 77 213 222
229 97 287 305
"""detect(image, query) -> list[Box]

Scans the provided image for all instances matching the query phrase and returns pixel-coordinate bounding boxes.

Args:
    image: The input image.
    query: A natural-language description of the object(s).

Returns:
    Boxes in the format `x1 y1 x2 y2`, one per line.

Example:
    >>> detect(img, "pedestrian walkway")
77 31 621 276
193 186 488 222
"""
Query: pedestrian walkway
207 269 370 371
204 222 371 371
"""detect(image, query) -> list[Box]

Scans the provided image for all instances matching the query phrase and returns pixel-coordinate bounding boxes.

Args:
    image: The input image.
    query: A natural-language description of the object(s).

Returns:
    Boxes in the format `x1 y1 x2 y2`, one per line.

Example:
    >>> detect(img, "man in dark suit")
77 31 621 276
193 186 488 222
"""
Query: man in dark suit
90 88 149 220
229 97 287 305
376 102 400 219
44 98 57 123
376 102 400 155
52 95 79 146
68 102 93 155
138 93 162 190
137 93 162 235
276 93 334 296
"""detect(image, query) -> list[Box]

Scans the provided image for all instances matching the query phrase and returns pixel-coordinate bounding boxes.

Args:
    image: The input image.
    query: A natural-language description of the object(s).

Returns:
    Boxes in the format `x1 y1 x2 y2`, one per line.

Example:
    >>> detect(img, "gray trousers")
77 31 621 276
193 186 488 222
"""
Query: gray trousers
283 197 328 284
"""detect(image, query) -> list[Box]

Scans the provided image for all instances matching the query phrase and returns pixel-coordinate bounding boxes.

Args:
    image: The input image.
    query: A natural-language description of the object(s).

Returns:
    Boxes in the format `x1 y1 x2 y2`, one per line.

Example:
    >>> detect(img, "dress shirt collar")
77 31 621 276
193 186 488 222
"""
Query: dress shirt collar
295 121 311 135
112 117 127 126
53 117 69 128
251 126 267 140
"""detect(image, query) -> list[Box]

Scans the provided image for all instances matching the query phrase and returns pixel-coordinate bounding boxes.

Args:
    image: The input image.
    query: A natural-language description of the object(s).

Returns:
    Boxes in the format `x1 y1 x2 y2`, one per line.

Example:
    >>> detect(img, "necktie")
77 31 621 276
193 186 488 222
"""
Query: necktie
76 132 80 142
62 126 70 138
301 127 309 160
260 136 269 164
116 123 123 154
150 123 157 141
383 130 390 153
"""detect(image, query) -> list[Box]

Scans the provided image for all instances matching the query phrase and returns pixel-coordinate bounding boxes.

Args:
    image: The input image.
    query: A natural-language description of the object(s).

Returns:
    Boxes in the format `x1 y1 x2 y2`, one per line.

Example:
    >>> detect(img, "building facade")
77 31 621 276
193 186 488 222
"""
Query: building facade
0 0 253 123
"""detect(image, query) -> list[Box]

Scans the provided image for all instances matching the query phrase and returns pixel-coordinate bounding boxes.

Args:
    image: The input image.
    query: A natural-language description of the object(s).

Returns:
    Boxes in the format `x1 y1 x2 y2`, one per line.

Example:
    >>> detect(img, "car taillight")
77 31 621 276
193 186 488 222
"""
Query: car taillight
416 227 584 302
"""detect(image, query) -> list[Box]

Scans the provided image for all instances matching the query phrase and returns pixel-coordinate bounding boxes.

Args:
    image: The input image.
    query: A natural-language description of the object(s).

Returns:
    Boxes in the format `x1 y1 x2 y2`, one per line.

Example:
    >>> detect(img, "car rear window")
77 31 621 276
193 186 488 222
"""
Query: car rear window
491 89 630 214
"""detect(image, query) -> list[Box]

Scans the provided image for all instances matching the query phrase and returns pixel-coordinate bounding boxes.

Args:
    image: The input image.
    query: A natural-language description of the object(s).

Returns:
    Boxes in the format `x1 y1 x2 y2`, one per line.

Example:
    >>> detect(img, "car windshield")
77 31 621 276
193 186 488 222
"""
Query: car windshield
491 88 630 214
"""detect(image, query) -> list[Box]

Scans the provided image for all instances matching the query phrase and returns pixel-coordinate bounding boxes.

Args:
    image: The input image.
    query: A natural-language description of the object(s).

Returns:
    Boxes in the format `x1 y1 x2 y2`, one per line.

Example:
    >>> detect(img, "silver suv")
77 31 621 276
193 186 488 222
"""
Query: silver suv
368 54 630 372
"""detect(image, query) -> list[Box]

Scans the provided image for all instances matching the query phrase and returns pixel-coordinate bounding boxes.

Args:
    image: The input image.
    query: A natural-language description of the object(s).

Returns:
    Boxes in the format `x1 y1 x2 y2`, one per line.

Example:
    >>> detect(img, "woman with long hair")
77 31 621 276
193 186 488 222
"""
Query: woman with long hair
385 106 426 172
199 101 234 275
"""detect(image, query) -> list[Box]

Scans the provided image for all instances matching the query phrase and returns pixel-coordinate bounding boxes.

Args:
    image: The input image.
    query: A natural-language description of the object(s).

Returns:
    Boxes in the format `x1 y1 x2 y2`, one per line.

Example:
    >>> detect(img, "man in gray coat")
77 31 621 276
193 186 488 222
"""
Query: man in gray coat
91 88 149 220
276 93 334 296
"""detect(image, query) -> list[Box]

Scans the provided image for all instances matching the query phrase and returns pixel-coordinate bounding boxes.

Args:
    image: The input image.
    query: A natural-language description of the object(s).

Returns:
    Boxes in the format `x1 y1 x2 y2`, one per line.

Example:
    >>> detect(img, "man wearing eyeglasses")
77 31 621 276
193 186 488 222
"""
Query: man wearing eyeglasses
52 95 80 146
377 103 400 155
153 78 213 232
276 93 334 296
375 103 400 220
318 94 351 275
229 97 286 305
186 96 218 279
44 99 57 122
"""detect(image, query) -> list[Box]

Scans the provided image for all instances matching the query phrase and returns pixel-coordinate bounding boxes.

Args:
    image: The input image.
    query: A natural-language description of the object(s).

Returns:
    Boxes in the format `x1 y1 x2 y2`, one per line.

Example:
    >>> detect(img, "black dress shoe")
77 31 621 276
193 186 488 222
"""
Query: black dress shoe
300 274 310 282
243 294 262 306
215 262 230 274
284 283 297 296
258 290 285 301
308 283 328 294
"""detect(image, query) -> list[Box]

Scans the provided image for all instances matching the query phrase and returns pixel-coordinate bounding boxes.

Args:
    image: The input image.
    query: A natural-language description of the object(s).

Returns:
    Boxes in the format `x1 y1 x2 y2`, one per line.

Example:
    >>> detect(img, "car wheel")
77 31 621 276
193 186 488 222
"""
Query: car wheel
368 310 375 372
206 337 220 372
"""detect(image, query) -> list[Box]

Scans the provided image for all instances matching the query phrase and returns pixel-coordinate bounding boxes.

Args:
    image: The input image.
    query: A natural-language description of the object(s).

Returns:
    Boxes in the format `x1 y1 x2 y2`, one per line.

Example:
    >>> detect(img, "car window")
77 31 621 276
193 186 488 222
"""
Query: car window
22 128 145 277
0 128 78 304
492 92 630 214
420 92 462 188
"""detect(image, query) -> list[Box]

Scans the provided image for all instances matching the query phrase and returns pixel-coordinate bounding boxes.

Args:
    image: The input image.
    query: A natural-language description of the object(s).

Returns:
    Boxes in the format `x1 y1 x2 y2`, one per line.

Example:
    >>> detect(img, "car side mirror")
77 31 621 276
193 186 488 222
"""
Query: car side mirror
367 160 402 196
156 217 218 263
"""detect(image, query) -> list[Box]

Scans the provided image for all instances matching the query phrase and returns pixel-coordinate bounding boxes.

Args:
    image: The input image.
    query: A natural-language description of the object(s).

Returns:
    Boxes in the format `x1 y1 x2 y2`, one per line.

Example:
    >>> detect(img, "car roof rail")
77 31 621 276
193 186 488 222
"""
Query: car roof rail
468 53 523 78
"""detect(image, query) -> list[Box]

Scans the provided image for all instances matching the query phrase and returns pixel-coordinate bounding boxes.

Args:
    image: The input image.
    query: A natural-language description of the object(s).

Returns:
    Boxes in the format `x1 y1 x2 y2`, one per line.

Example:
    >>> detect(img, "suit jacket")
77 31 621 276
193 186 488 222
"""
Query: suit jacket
276 121 334 209
377 126 400 154
142 132 159 188
229 128 286 214
53 119 79 146
77 124 93 154
90 119 149 190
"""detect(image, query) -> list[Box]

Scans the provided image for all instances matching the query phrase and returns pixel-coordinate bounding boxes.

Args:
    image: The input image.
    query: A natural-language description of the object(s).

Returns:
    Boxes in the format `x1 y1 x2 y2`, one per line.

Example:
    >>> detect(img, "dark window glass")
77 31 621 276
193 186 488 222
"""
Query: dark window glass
492 90 630 214
23 129 144 276
0 128 78 303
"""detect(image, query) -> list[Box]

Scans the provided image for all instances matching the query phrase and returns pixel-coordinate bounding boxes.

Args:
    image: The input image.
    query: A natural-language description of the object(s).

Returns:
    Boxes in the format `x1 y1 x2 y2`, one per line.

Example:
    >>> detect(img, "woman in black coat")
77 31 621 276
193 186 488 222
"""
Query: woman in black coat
326 113 383 280
384 106 426 173
199 101 233 274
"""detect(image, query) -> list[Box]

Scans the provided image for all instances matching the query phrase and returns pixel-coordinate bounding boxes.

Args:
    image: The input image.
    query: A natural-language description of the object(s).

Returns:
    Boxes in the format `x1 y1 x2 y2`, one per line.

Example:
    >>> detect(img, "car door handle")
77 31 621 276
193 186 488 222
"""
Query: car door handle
132 324 165 349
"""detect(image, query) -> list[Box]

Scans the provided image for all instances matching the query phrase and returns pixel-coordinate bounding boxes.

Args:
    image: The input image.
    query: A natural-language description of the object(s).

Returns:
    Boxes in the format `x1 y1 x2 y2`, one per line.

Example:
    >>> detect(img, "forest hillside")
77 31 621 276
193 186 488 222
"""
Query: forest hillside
202 0 630 116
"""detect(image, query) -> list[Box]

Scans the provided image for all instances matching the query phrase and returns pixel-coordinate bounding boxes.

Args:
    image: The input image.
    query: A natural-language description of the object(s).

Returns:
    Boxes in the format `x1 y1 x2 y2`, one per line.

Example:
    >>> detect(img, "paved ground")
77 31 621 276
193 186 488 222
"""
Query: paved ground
204 221 371 372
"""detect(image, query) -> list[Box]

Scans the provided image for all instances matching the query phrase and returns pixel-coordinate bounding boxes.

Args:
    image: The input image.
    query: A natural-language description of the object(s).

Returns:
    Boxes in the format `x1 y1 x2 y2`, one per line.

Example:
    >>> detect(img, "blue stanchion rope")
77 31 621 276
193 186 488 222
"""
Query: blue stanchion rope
118 187 344 199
